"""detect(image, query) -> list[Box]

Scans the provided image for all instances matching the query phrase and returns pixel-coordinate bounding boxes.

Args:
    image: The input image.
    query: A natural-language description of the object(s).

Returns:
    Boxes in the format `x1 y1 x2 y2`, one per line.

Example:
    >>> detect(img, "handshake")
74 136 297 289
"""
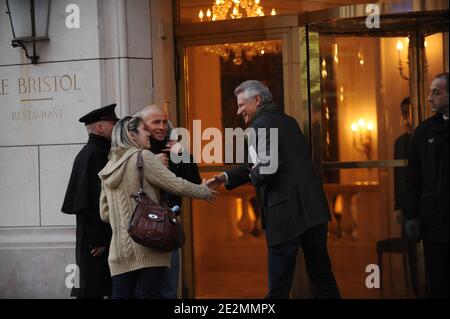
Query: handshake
154 151 227 203
200 173 228 203
204 173 227 190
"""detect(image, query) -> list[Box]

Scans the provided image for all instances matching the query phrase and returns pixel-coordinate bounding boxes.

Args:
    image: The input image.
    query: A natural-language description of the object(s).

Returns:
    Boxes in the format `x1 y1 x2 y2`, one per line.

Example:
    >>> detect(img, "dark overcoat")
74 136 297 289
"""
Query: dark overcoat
62 133 112 298
405 114 449 243
225 108 331 247
394 132 412 211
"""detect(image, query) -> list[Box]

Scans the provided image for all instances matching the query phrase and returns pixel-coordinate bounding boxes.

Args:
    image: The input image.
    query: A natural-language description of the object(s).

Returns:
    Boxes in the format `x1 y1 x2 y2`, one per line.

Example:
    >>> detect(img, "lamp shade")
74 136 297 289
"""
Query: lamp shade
6 0 50 41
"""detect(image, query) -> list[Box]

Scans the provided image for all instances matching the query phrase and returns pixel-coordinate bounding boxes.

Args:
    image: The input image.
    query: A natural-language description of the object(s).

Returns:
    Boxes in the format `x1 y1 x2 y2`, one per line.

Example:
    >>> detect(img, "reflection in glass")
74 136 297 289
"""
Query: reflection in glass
315 30 446 297
323 168 425 298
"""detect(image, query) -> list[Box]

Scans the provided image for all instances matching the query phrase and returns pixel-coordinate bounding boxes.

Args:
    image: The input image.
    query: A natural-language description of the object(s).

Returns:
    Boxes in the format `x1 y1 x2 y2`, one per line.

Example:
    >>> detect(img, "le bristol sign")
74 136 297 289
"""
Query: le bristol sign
0 4 103 146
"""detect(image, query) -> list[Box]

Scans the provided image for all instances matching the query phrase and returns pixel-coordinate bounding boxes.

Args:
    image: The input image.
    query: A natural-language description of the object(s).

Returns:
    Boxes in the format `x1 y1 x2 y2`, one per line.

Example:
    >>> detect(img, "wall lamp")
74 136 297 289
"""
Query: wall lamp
6 0 51 64
351 118 374 160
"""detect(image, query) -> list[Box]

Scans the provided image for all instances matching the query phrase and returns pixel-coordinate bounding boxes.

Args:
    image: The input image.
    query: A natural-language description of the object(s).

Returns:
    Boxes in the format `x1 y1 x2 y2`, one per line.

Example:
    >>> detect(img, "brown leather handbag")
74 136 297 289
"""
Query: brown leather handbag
127 151 185 252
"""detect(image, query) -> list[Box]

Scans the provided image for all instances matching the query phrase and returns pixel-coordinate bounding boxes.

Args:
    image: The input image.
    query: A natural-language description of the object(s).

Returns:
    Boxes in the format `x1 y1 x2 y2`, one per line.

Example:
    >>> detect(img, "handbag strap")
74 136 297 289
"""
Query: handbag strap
137 150 144 191
135 151 164 209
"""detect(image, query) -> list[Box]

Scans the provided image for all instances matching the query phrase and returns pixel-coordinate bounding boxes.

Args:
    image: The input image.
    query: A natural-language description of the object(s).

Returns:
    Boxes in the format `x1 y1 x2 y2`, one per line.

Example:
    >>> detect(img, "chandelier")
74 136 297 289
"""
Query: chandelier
198 0 276 22
202 40 280 65
198 0 279 65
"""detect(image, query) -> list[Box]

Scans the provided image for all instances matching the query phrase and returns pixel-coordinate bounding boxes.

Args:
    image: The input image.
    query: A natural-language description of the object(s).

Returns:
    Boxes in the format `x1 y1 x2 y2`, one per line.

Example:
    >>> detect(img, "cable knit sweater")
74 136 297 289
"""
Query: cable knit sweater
98 147 211 276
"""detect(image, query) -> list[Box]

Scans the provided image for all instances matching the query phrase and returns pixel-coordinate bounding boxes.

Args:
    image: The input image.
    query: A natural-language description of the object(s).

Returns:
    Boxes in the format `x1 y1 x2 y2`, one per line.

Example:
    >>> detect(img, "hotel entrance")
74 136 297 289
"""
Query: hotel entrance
174 0 448 298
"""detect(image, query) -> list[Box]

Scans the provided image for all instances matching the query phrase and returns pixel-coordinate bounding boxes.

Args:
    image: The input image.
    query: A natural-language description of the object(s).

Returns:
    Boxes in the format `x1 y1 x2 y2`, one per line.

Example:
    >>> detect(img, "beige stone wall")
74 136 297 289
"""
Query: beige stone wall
0 0 174 298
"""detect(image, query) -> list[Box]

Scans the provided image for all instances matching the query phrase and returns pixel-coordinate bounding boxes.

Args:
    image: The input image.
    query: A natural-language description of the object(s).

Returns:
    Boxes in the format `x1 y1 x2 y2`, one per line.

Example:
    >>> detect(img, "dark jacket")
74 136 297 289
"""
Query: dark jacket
225 108 331 247
61 134 112 298
394 132 412 210
150 138 201 208
404 114 449 243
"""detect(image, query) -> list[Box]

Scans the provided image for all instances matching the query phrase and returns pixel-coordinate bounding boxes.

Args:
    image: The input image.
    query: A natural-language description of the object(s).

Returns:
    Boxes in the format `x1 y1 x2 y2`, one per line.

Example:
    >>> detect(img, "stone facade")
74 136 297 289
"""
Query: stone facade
0 0 174 298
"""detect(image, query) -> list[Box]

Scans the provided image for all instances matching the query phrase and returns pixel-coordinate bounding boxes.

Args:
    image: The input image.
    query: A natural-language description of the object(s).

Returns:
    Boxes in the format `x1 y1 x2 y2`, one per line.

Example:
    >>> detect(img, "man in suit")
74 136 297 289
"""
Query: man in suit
62 104 118 298
207 80 340 299
404 72 449 298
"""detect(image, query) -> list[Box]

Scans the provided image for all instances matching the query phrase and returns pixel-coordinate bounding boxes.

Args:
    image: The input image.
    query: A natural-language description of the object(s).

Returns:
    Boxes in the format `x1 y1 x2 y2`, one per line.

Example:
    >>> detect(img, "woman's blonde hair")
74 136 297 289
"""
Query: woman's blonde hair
111 116 144 151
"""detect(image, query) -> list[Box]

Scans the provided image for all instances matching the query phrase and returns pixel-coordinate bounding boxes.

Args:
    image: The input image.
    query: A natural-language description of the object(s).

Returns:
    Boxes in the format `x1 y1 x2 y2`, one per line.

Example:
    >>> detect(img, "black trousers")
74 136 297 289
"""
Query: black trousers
423 241 449 299
111 267 167 299
266 223 340 299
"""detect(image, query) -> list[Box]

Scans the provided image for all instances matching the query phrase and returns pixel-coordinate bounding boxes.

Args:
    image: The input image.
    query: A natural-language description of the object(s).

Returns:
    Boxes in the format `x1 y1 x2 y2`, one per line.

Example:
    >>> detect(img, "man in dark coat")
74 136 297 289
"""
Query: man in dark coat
139 104 201 299
394 98 414 214
61 104 119 298
404 72 449 298
393 97 419 296
207 80 340 299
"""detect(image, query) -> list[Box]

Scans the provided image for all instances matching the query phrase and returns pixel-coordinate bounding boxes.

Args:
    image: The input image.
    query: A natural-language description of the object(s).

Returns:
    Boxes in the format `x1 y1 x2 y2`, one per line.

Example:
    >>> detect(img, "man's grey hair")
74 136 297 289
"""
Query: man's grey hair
234 80 273 104
85 121 108 135
85 122 97 134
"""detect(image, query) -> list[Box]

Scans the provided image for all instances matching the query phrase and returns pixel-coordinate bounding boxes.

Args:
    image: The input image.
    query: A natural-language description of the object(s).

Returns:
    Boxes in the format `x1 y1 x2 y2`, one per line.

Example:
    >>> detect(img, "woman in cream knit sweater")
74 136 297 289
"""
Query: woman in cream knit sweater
98 116 215 299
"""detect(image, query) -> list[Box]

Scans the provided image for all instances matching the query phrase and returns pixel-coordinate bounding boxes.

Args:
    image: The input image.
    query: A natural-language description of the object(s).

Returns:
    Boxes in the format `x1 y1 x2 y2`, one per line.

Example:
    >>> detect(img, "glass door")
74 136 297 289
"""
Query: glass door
306 2 448 298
